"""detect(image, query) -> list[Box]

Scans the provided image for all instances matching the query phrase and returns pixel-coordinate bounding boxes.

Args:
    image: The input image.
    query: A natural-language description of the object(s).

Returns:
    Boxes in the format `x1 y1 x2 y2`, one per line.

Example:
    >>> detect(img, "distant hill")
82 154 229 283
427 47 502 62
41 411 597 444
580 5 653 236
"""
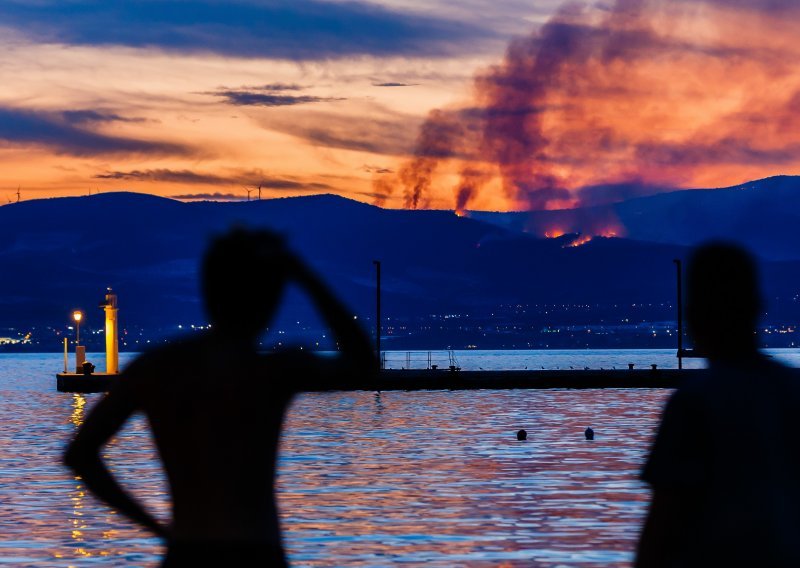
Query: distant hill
2 184 800 348
469 176 800 260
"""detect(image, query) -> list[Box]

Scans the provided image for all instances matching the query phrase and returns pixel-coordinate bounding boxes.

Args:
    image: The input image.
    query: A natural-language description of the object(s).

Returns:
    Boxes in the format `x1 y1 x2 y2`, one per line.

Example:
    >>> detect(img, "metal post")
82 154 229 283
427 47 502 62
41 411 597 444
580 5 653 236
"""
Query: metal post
63 337 68 373
373 260 381 369
674 259 683 370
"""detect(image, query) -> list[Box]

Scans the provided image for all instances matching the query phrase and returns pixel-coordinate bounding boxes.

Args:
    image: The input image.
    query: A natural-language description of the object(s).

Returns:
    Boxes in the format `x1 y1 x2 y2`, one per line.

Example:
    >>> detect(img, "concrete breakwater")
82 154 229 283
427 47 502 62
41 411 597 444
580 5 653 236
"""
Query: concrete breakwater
327 368 693 391
58 367 697 393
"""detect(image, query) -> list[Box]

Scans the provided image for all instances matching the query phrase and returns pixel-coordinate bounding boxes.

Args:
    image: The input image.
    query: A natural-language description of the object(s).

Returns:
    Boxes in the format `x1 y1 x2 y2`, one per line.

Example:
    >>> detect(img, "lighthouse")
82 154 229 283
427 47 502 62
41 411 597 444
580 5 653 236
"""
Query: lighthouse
102 288 119 374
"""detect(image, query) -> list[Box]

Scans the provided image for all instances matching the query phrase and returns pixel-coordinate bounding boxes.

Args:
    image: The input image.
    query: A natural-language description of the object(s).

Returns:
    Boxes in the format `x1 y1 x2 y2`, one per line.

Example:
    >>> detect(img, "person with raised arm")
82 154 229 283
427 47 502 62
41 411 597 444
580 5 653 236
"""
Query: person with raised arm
64 229 376 566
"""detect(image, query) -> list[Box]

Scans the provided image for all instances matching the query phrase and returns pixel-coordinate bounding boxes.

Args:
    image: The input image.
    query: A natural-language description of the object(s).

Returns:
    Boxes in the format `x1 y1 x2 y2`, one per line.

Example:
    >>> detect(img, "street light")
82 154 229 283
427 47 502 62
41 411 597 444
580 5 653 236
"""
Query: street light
73 310 83 346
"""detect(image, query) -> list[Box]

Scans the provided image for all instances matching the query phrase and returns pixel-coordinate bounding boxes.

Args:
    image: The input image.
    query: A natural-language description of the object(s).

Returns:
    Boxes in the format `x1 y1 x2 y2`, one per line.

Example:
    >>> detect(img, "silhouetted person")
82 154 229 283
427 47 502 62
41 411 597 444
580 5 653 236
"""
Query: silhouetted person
517 429 527 441
82 361 95 376
584 427 594 440
63 229 375 566
636 242 800 567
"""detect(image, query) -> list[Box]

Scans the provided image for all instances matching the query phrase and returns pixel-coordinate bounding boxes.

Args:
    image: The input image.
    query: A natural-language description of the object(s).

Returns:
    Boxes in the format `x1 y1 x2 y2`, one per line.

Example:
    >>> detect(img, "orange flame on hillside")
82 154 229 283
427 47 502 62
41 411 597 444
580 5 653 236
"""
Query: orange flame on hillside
565 234 593 248
541 221 623 246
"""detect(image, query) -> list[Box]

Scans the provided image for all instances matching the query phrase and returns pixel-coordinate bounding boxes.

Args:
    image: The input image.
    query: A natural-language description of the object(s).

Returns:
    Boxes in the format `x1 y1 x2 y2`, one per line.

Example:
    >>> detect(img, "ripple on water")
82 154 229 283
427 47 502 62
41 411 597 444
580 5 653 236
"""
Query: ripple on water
278 389 669 567
0 353 671 566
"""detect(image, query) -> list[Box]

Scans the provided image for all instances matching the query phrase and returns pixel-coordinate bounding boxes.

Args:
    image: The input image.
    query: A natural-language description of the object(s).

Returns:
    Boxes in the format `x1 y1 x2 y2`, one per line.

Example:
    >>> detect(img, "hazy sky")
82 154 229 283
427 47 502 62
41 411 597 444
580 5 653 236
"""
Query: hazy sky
1 0 798 210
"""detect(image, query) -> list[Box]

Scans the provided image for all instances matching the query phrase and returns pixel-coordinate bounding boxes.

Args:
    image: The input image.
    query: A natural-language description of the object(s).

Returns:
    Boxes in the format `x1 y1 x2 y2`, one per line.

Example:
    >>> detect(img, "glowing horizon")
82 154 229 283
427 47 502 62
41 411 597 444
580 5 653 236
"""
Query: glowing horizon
1 0 799 212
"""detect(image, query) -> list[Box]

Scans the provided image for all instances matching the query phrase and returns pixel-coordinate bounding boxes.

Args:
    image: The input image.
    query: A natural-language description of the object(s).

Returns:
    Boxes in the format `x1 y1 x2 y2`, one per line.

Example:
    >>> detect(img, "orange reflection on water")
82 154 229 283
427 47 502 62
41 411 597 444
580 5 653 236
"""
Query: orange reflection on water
68 394 94 559
278 389 670 566
70 394 86 427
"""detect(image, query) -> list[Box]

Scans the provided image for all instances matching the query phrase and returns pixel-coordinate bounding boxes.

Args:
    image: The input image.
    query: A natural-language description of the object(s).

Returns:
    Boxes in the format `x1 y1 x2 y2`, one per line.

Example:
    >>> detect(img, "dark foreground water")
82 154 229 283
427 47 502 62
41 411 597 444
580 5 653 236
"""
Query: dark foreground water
2 350 798 566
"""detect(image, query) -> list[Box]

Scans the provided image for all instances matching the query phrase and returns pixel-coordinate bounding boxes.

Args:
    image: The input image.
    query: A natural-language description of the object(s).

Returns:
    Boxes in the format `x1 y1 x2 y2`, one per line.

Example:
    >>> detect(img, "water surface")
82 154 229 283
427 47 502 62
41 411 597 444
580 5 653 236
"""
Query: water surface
2 349 797 566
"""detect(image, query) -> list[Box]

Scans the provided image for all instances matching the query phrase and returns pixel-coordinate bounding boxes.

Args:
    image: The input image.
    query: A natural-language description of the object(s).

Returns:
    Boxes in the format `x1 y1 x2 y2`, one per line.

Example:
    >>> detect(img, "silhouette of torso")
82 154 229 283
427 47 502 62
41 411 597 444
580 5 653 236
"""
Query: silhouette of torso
642 356 800 566
121 334 318 552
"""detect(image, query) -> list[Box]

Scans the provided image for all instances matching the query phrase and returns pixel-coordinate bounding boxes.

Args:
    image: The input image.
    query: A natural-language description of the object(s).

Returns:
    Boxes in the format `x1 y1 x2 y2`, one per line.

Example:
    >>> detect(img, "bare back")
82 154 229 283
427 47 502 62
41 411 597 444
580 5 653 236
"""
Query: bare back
124 335 308 545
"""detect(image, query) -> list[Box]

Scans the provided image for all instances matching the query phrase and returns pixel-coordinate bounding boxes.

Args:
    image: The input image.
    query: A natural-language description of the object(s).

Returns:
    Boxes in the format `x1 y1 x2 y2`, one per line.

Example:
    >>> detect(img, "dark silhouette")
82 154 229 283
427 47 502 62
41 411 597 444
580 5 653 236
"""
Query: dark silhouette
636 242 800 567
63 229 375 566
517 429 527 441
584 427 594 440
81 361 95 376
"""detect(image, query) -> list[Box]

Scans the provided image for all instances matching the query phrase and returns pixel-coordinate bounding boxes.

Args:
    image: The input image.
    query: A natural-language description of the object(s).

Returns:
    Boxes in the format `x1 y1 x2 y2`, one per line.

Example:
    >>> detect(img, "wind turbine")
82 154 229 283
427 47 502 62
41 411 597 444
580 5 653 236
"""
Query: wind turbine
243 186 254 201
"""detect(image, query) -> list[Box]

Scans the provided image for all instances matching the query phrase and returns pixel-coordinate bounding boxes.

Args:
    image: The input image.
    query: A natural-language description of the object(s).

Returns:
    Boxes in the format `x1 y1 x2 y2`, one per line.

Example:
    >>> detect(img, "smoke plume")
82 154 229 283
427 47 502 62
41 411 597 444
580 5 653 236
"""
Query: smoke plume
378 0 800 217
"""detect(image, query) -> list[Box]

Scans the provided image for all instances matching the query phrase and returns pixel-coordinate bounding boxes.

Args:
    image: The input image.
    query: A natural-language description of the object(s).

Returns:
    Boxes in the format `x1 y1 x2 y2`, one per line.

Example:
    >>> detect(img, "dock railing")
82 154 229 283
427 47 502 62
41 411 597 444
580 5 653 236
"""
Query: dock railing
382 350 460 371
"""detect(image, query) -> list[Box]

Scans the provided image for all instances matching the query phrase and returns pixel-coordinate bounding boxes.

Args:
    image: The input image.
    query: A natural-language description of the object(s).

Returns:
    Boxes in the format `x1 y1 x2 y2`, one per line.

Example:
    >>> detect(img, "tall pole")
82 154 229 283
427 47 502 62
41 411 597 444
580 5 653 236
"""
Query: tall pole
674 259 683 370
373 260 381 369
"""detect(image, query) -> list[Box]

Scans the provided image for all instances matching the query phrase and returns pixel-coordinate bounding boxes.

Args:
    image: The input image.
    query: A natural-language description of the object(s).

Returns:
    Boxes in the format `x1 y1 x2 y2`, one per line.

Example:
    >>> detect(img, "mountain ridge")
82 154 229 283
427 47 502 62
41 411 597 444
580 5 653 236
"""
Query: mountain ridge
2 178 800 349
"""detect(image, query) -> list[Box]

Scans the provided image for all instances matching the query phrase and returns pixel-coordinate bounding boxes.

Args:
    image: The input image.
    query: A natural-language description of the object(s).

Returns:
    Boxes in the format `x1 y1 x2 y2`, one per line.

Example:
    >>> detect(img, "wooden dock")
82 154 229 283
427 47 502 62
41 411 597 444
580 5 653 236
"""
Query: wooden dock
57 368 696 394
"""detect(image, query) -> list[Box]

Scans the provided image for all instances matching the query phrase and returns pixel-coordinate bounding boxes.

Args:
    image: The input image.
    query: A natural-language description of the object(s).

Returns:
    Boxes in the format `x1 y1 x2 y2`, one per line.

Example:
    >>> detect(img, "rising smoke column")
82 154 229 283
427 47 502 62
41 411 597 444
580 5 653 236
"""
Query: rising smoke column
397 109 464 209
386 0 656 211
382 0 800 214
472 3 590 211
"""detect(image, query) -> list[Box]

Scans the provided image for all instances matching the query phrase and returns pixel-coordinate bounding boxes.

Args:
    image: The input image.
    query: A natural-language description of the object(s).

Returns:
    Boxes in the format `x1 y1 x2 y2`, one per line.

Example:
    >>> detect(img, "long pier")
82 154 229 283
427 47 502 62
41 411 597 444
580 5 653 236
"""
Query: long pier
57 368 696 394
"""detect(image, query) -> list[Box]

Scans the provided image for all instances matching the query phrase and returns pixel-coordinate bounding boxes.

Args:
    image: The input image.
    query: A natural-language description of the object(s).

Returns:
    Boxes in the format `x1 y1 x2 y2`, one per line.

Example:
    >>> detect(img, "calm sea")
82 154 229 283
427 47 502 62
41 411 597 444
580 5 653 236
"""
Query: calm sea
3 349 800 566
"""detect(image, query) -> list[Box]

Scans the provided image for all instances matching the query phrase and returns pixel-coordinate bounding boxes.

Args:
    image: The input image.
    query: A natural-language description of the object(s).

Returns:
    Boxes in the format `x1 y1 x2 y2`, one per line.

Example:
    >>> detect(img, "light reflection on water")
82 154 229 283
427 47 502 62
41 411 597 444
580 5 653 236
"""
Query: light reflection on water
280 388 667 567
1 349 798 566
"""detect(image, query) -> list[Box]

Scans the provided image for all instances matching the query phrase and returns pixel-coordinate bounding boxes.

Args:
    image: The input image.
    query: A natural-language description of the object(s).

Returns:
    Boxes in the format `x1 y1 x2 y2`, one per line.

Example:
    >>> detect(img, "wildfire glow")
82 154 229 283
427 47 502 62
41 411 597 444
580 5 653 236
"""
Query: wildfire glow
544 230 565 239
565 235 593 248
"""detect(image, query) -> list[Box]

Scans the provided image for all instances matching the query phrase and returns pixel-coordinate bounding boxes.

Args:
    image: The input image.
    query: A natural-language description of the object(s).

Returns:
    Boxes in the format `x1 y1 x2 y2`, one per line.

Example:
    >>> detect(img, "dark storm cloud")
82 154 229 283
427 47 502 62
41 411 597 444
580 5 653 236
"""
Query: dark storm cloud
0 107 188 156
171 192 243 200
95 169 229 184
215 91 344 107
372 82 416 87
61 110 147 125
0 1 490 59
248 83 304 91
95 168 336 190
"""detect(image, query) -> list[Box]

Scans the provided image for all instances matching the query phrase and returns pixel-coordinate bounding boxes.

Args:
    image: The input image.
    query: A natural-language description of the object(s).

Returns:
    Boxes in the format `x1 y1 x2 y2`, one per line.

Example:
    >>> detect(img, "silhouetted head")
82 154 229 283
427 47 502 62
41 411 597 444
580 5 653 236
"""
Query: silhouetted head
686 242 761 360
202 228 288 341
516 429 527 441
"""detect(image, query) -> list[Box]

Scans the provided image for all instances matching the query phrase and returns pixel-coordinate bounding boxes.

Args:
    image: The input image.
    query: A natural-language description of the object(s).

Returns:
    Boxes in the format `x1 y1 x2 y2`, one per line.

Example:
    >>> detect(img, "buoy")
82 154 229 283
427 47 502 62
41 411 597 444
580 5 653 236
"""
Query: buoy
517 429 527 441
585 427 594 440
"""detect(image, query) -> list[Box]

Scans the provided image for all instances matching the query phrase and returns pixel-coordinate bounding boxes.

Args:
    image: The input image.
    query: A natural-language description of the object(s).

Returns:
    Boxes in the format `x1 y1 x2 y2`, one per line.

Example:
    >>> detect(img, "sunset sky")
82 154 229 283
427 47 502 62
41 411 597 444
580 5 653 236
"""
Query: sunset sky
1 0 799 211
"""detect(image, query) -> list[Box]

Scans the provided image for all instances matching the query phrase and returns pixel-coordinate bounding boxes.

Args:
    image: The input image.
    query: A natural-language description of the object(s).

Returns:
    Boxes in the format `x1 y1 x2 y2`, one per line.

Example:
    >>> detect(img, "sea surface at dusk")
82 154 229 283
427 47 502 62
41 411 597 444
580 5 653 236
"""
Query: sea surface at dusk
3 349 800 566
